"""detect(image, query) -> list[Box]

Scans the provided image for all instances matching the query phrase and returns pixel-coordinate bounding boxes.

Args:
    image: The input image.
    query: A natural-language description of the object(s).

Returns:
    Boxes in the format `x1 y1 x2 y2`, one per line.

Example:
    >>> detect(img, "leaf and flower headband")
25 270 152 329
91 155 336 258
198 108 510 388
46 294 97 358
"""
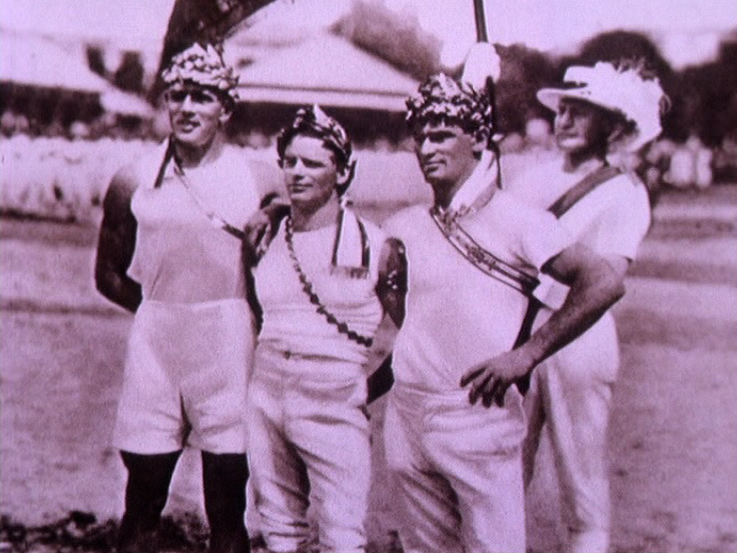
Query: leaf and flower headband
277 104 357 194
405 73 495 137
161 42 240 104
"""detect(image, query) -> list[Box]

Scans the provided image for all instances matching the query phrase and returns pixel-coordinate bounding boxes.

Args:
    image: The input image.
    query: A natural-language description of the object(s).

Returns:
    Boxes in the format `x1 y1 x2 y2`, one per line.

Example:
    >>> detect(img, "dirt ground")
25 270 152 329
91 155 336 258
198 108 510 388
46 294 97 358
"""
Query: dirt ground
1 186 736 553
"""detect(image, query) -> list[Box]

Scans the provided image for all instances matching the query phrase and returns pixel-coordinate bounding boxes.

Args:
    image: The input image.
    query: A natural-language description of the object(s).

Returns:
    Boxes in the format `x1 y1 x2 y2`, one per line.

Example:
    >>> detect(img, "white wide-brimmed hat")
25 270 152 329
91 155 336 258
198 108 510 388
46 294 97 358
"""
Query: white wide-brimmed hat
537 61 668 150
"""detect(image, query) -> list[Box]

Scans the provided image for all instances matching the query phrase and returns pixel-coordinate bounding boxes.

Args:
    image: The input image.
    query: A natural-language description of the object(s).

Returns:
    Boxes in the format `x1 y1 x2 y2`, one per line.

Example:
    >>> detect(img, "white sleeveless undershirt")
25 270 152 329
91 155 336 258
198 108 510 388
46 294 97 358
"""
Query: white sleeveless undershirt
254 219 385 365
128 145 261 303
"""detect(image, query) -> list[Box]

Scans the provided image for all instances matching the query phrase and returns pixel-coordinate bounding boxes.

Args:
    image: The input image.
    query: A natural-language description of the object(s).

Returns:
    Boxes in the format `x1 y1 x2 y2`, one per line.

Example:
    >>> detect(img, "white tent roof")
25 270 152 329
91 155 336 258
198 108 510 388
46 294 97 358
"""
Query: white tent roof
0 29 110 93
0 28 155 118
100 87 155 117
235 33 418 111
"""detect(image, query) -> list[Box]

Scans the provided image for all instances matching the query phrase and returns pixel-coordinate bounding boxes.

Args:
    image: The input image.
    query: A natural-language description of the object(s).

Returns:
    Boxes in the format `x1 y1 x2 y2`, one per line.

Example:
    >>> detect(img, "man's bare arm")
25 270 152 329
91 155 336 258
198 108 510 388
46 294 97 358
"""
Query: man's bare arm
375 237 407 328
94 167 142 313
242 159 290 266
529 247 628 362
461 243 627 407
367 238 407 404
242 196 290 267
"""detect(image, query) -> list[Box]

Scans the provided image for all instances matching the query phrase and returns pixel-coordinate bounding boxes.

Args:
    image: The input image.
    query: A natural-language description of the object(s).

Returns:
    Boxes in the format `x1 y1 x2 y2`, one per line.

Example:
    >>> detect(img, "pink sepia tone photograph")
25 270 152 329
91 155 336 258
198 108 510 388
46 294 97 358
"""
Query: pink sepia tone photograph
1 1 736 552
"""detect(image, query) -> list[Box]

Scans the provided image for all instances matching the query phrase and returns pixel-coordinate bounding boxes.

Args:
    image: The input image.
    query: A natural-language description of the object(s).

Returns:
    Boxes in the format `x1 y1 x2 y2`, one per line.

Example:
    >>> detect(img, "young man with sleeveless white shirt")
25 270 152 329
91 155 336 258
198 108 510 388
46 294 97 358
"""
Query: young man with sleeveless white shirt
507 60 667 553
381 72 627 553
244 106 406 553
95 43 281 553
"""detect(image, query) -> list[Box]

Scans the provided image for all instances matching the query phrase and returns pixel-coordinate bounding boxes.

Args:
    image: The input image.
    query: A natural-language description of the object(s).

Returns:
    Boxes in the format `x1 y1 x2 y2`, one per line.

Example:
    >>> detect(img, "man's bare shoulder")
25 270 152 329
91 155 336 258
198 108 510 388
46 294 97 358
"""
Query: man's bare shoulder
504 157 563 207
105 163 140 205
236 150 284 197
105 142 167 207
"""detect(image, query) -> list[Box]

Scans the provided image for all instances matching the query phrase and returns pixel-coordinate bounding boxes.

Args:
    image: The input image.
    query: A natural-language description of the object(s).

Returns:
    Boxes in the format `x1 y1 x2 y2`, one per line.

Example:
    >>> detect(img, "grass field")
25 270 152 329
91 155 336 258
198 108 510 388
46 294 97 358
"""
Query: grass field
1 183 736 552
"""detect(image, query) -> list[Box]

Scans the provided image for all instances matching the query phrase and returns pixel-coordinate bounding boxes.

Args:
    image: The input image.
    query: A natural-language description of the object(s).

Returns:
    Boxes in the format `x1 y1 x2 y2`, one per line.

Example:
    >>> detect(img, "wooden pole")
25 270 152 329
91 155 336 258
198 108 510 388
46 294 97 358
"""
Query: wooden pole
472 0 489 42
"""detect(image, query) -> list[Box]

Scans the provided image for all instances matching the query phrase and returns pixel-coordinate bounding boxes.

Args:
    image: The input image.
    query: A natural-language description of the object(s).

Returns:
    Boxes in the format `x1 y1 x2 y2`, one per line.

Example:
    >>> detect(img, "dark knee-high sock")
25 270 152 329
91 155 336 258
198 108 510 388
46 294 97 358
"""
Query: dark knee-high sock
201 451 250 553
118 450 181 553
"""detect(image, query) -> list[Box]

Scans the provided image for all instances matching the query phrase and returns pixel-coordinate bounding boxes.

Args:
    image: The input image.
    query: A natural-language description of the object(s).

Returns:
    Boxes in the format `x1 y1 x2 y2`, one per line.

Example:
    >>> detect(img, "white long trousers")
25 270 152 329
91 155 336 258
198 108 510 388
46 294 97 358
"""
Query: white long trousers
522 314 618 553
384 384 527 553
247 346 371 553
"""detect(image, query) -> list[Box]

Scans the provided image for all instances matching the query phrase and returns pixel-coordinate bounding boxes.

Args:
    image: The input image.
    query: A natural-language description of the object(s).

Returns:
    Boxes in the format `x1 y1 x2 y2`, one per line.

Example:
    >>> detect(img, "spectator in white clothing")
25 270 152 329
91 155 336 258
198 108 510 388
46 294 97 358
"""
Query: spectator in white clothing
508 58 668 553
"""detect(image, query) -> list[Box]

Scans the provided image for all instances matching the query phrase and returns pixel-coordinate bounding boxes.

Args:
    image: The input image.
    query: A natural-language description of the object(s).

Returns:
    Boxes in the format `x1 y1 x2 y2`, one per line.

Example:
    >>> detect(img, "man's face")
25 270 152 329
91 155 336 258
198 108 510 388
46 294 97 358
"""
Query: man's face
281 135 341 211
554 98 612 157
164 82 230 148
413 121 483 192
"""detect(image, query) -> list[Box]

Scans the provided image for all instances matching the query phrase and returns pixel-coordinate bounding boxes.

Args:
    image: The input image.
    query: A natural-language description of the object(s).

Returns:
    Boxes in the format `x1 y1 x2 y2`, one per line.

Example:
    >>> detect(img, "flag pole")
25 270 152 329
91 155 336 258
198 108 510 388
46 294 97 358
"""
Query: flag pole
466 0 502 178
472 0 489 42
465 0 500 145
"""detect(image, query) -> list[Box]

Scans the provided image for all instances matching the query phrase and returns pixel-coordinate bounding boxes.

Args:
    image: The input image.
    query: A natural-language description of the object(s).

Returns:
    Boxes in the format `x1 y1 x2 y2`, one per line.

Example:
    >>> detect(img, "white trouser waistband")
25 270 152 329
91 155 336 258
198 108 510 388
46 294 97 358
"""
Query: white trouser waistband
254 343 365 381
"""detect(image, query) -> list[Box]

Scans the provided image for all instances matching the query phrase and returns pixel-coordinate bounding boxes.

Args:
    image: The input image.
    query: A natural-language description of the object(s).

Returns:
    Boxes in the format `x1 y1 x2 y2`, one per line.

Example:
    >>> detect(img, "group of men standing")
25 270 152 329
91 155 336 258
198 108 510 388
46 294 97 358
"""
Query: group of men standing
96 39 667 553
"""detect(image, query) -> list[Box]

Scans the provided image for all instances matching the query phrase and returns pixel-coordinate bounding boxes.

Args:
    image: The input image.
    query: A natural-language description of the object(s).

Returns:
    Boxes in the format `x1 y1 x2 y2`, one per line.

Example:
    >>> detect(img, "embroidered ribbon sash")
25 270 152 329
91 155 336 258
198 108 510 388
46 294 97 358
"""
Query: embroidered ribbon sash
429 205 539 296
430 164 623 393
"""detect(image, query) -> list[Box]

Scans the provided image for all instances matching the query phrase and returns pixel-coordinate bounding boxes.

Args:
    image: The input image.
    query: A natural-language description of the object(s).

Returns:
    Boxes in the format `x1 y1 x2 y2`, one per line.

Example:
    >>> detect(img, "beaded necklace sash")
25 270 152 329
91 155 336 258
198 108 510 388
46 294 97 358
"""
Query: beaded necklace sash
284 215 373 348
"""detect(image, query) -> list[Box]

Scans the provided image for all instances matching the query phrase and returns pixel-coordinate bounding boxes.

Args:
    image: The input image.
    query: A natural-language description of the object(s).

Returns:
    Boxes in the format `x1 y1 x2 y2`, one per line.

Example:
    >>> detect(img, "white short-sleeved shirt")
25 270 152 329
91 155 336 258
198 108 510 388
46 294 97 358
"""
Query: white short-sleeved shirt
383 190 572 393
507 159 651 261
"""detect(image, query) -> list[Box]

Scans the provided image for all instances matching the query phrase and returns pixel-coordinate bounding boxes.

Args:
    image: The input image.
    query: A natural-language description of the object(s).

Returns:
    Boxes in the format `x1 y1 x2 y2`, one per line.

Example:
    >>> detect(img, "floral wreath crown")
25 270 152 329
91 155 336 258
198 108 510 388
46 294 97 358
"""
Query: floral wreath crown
161 42 239 104
406 73 494 137
277 105 357 193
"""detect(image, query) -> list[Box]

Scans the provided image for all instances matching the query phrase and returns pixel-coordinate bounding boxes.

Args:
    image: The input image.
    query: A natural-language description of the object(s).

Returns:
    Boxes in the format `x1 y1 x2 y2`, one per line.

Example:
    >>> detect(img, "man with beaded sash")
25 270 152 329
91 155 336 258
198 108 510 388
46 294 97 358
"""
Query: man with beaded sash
380 66 628 553
244 105 406 553
95 43 282 553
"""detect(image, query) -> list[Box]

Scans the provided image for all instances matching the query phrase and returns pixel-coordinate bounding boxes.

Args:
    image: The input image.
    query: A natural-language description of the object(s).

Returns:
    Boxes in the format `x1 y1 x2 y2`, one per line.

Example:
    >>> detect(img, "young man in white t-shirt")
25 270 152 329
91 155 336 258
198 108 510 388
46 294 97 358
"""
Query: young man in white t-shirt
507 60 668 553
381 71 629 553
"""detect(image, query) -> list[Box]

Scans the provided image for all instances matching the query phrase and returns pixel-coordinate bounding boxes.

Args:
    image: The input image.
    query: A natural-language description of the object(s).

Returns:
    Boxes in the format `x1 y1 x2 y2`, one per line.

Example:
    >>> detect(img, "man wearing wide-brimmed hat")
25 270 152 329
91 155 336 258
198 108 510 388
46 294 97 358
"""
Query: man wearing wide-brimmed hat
509 59 668 553
95 42 280 553
380 65 628 553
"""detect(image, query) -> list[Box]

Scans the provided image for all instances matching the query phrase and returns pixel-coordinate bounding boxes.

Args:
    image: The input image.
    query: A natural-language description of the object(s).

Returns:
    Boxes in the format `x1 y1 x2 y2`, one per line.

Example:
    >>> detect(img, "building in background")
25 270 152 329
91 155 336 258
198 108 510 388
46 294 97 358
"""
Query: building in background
0 27 155 138
226 32 418 148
